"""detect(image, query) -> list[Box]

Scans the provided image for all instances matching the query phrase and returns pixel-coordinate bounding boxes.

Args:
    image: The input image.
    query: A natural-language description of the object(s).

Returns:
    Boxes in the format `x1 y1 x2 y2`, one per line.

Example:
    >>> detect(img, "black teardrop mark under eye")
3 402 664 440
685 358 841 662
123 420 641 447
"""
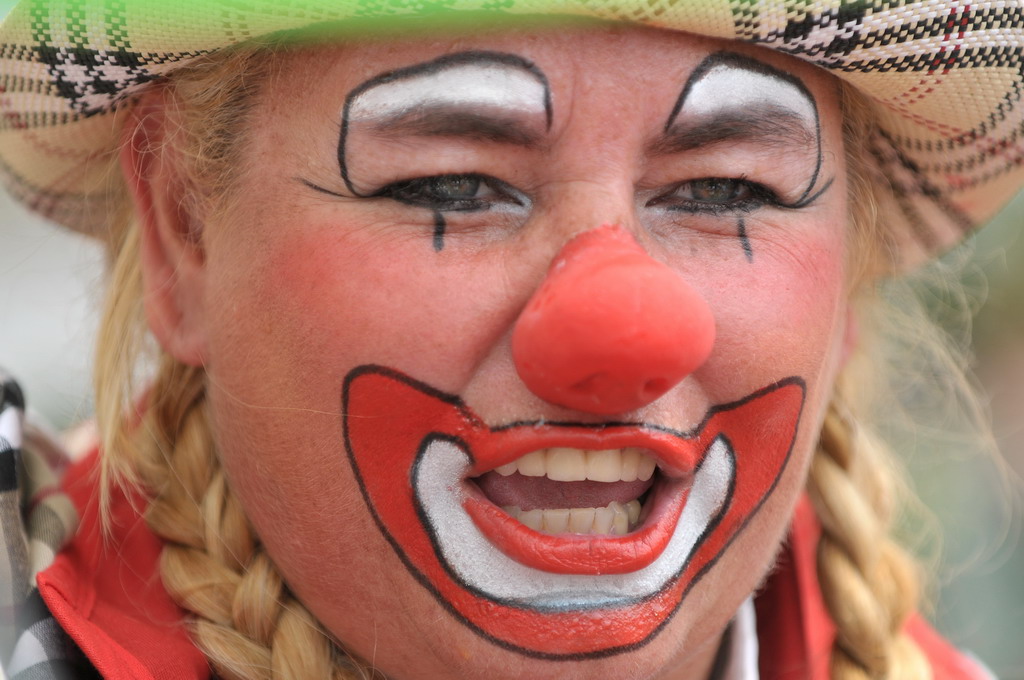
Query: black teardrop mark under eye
697 180 755 259
737 218 753 262
433 212 446 252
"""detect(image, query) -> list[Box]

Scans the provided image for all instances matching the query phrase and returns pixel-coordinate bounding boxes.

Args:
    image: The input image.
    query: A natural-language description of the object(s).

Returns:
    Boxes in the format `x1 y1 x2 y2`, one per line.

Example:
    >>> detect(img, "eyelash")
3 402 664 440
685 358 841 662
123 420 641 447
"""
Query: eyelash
645 177 783 216
369 173 789 219
371 173 526 212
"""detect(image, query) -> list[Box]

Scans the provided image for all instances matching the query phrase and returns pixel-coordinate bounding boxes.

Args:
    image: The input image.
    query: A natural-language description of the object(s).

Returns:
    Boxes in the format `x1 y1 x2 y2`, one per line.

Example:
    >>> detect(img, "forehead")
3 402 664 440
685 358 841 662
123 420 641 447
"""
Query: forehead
263 23 841 130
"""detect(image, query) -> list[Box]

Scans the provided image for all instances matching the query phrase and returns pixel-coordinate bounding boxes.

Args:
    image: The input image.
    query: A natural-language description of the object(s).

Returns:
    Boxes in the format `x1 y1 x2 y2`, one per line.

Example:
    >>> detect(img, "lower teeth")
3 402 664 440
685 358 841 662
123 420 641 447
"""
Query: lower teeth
501 499 643 536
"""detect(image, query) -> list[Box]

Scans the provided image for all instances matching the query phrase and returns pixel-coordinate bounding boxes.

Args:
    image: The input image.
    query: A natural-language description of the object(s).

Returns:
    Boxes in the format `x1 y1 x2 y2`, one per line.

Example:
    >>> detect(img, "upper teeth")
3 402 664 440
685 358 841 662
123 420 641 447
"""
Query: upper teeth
494 447 657 482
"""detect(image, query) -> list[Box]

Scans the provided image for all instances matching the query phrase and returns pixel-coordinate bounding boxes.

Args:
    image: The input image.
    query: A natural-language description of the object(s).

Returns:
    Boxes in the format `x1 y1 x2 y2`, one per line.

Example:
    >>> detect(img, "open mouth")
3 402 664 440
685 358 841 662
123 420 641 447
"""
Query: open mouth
343 365 804 657
480 447 660 535
416 434 732 608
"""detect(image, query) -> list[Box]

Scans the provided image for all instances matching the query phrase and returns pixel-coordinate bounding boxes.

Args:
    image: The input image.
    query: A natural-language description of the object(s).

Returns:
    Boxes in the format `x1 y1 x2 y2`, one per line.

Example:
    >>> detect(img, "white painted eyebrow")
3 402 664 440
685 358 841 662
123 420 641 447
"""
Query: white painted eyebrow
347 62 548 123
675 63 816 127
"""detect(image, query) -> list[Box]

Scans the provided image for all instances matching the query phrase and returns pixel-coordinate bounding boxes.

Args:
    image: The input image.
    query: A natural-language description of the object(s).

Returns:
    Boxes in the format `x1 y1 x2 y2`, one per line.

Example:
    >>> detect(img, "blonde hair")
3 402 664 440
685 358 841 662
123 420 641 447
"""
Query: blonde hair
91 42 974 680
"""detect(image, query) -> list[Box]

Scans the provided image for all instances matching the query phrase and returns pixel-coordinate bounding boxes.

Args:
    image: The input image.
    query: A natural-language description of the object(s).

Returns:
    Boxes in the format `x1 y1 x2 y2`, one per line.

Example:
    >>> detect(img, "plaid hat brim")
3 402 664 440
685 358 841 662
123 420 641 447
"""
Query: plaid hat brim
1 0 1022 268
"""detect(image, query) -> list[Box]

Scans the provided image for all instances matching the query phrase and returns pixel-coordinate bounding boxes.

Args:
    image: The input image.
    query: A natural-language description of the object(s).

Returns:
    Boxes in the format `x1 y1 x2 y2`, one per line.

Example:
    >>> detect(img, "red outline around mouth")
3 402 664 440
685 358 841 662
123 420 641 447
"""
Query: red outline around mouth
342 365 804 658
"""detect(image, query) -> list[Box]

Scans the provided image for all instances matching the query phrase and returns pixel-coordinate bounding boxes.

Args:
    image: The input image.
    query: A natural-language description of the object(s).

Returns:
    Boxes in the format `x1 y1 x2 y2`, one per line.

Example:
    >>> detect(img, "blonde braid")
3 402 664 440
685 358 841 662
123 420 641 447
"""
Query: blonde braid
135 356 382 680
90 44 387 680
808 404 932 679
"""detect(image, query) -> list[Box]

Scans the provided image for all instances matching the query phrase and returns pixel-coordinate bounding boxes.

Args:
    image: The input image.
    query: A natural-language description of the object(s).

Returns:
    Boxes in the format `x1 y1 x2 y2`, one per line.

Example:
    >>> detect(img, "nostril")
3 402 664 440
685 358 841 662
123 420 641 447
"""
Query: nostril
570 374 602 395
643 378 670 397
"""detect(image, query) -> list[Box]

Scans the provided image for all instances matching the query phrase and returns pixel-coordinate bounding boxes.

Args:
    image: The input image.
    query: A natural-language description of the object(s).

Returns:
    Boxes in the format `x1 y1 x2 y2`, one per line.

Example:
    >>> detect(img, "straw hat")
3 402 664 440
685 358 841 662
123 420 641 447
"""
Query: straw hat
0 0 1021 267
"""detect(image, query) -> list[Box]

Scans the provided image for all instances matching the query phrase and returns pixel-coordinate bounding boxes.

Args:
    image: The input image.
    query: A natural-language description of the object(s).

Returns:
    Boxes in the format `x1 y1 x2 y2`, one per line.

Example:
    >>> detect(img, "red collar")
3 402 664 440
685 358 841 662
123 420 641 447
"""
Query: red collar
757 498 990 680
37 449 209 680
39 451 985 680
755 495 835 679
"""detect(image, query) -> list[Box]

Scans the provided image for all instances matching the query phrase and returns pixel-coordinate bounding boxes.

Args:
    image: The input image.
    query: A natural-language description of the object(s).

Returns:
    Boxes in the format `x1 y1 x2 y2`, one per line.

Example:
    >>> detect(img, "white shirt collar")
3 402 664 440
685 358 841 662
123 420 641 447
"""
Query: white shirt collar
721 597 760 680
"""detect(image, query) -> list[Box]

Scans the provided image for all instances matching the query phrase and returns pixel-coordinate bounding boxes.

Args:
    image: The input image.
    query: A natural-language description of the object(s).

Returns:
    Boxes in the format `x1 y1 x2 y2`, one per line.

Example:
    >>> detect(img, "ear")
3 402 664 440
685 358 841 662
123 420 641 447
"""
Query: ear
120 87 208 367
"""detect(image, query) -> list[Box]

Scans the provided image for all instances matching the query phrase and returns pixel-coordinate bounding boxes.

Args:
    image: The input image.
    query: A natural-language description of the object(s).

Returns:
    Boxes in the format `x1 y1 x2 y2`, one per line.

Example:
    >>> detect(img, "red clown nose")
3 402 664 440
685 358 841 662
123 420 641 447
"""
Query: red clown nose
512 225 715 415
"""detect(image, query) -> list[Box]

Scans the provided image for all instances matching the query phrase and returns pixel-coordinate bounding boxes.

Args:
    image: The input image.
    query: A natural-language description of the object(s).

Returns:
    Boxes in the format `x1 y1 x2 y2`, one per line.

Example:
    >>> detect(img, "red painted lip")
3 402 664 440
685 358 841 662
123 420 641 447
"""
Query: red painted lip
463 474 690 574
469 427 702 480
342 365 805 658
462 426 702 574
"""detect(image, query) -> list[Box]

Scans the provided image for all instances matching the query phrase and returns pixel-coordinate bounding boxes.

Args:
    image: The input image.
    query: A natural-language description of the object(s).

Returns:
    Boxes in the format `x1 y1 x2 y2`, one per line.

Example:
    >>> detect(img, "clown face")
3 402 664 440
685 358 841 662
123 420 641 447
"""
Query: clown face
154 24 852 680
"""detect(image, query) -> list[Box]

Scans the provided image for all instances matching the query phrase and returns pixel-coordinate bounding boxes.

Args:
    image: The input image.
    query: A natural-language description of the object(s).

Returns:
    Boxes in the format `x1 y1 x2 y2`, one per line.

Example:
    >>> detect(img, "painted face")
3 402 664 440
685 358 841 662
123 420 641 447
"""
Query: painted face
199 25 851 680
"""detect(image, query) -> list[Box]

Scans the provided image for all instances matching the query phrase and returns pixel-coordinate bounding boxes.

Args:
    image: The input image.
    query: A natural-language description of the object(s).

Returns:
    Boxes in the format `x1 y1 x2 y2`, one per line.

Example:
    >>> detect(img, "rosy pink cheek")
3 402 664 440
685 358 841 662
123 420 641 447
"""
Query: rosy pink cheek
247 236 382 359
259 230 516 387
692 237 846 378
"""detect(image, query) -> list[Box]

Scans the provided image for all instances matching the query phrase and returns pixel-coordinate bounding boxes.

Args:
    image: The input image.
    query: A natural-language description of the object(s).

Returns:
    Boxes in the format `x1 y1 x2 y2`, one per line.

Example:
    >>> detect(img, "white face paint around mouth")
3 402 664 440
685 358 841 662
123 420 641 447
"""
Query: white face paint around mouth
413 435 733 611
347 62 548 123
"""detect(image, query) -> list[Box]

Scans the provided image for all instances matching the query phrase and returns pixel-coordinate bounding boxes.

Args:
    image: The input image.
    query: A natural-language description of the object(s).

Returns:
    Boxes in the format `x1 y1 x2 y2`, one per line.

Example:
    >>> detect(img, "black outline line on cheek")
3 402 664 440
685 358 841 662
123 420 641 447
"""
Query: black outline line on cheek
300 177 345 198
665 51 833 263
337 51 553 252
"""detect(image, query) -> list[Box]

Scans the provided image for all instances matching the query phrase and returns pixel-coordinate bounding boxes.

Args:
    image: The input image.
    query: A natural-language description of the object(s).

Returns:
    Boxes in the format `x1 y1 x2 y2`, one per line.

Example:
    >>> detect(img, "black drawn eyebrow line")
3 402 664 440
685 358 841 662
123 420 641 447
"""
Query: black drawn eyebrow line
339 50 553 198
363 107 546 148
649 107 817 156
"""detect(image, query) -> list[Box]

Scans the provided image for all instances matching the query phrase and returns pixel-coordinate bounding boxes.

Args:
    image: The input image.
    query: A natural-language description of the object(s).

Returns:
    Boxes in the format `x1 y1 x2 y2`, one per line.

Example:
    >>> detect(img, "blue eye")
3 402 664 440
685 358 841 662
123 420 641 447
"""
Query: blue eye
434 176 482 198
374 173 523 212
648 177 778 214
684 178 749 203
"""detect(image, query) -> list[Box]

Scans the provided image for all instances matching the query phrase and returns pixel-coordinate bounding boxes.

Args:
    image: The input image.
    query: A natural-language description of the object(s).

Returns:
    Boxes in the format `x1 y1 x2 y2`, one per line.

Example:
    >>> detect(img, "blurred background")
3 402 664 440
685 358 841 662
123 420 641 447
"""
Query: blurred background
0 0 1021 676
904 196 1024 679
